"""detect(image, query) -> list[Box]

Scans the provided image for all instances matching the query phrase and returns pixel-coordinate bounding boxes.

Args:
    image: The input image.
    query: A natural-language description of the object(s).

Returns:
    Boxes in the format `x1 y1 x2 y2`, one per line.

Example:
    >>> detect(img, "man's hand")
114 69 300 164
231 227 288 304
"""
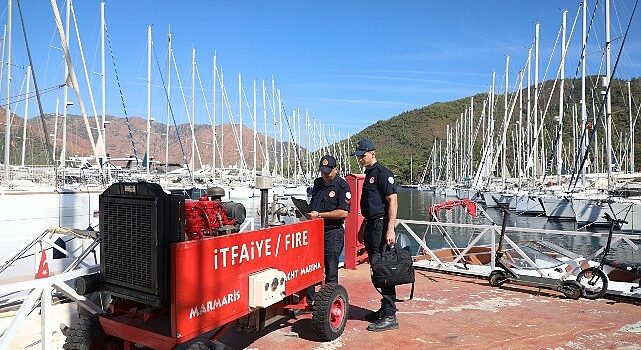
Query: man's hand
307 210 320 219
386 230 396 246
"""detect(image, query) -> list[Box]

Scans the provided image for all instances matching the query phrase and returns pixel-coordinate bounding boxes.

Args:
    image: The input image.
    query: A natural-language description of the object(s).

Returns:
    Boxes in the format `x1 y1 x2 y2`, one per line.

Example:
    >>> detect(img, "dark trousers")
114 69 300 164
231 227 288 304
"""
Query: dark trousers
308 227 344 302
364 217 397 317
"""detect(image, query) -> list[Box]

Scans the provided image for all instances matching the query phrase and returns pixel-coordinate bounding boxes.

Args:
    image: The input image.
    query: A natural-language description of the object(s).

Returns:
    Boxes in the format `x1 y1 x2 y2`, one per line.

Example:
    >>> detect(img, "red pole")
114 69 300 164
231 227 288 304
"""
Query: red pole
344 174 368 269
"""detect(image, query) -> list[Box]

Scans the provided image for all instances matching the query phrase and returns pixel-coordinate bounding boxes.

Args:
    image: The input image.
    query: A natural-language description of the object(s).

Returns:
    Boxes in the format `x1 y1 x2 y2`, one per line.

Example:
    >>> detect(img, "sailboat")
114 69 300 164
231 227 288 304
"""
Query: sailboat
401 155 419 188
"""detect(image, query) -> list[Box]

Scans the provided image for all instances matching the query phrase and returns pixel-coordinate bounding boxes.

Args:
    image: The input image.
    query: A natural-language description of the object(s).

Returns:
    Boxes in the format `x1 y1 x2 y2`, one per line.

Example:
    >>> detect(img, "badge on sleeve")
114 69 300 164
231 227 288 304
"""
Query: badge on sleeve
369 177 375 184
328 190 336 198
388 177 395 184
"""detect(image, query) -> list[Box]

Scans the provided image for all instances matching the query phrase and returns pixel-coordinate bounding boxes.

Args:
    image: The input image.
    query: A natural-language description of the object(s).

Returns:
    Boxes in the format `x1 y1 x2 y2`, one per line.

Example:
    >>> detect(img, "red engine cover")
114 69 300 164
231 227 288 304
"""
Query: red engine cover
184 197 237 240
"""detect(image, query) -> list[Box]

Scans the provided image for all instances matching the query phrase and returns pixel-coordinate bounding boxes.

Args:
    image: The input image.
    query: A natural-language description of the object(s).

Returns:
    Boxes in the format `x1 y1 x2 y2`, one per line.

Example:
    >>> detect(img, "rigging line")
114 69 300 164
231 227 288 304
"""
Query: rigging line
565 1 598 106
16 0 54 165
104 17 139 163
151 43 191 177
0 84 63 104
216 72 247 171
613 0 641 79
195 62 228 168
0 86 61 108
571 0 639 190
171 48 204 170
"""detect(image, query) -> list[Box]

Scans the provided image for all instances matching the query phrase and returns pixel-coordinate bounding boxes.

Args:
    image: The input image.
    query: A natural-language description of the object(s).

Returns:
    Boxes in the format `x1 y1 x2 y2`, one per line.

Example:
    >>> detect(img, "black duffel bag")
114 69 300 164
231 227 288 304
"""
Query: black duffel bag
370 244 415 300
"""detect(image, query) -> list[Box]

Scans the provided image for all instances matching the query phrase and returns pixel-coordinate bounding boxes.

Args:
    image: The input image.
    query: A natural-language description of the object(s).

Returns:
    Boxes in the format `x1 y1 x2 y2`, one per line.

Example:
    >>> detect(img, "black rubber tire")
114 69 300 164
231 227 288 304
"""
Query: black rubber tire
186 340 230 350
560 280 583 300
63 314 123 350
312 283 349 341
577 267 608 300
488 270 508 287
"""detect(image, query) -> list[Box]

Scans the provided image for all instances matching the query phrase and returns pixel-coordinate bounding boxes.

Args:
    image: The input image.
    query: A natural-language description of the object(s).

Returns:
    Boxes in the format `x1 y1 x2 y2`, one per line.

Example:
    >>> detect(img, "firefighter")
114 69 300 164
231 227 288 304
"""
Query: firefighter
352 138 399 332
306 154 350 303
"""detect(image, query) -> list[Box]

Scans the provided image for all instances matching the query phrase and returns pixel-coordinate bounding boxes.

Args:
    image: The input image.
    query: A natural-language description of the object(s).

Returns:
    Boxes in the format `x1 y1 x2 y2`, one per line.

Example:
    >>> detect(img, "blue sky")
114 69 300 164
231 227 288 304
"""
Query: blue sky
3 0 641 142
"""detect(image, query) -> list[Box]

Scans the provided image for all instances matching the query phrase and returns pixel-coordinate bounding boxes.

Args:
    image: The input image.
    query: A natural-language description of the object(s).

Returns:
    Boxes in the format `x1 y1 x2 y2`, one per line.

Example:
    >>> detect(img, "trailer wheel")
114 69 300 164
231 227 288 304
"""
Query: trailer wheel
560 280 583 299
489 270 508 287
577 267 608 300
63 314 123 350
312 283 349 341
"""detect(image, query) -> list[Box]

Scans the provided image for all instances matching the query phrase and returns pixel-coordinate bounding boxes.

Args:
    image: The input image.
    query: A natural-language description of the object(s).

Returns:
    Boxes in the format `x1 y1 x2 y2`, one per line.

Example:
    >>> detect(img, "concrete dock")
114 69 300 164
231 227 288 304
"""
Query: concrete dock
219 263 641 350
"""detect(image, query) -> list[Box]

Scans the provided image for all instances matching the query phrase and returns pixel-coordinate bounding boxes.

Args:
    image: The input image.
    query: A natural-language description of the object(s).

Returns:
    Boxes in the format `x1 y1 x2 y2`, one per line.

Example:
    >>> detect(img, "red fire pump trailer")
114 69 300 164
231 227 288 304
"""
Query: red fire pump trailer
65 182 349 349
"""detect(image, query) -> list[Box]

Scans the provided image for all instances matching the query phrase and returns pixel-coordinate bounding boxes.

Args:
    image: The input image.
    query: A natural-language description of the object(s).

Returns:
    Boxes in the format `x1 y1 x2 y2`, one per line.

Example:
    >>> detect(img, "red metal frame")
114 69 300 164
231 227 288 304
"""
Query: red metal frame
99 219 325 349
429 199 478 221
344 174 368 269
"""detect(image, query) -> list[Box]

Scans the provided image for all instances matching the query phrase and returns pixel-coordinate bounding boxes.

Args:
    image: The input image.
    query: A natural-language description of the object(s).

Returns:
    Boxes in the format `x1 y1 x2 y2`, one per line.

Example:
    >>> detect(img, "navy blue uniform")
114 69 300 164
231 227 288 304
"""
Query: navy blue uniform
361 162 397 317
309 176 351 285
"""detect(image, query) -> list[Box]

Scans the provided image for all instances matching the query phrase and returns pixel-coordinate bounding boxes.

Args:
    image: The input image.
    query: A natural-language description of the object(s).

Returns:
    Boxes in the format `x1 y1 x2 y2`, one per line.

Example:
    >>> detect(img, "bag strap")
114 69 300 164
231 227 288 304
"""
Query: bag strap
375 282 414 302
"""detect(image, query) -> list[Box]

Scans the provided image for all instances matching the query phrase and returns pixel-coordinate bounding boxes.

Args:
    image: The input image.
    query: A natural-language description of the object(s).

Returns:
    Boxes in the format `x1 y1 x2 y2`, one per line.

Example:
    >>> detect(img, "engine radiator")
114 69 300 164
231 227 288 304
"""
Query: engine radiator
99 182 185 307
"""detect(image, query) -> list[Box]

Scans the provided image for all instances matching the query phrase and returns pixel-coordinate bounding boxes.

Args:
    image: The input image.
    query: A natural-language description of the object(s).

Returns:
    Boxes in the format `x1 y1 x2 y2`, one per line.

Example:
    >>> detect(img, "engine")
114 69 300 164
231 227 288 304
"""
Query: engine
185 187 246 240
99 182 245 308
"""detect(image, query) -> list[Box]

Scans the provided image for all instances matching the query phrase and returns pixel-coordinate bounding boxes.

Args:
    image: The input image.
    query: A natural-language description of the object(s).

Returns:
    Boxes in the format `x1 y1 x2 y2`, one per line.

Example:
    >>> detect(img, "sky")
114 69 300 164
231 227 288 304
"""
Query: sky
2 0 641 145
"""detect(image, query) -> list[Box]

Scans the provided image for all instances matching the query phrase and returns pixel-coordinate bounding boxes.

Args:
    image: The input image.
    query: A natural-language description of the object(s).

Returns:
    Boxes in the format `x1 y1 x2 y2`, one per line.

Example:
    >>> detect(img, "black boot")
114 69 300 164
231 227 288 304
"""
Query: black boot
366 315 399 332
364 308 383 322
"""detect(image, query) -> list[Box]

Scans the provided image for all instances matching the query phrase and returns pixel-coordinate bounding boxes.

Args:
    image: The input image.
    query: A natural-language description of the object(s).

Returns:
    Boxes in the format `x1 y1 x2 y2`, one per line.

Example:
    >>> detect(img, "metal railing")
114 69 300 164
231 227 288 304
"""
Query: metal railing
396 219 641 295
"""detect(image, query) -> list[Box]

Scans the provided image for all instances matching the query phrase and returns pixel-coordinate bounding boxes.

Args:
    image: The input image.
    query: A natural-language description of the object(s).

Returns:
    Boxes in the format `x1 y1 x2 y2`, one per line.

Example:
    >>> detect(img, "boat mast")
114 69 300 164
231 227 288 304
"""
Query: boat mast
4 0 12 179
221 70 225 171
605 0 612 186
253 79 257 178
262 80 268 174
278 89 283 180
628 81 634 173
53 98 59 163
165 26 171 175
20 66 31 167
469 98 474 183
211 51 216 180
502 55 509 188
271 77 276 176
238 73 243 173
60 0 70 166
0 25 5 100
191 48 196 176
517 70 523 189
526 48 531 180
558 10 567 185
534 23 540 178
100 1 106 160
580 0 587 185
146 25 152 176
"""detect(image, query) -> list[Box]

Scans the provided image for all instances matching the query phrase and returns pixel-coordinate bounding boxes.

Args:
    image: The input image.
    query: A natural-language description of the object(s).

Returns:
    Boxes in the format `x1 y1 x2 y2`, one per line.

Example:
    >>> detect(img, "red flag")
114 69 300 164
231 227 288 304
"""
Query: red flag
35 246 49 279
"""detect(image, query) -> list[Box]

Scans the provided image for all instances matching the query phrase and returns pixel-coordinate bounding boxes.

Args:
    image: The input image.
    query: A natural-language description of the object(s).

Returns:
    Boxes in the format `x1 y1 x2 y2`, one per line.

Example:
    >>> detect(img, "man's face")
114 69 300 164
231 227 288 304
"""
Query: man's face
321 166 338 181
356 151 374 167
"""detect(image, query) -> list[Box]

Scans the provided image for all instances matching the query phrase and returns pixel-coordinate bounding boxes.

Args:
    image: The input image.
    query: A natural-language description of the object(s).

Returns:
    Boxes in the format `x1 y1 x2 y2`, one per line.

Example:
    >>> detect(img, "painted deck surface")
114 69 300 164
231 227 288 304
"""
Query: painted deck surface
219 263 641 350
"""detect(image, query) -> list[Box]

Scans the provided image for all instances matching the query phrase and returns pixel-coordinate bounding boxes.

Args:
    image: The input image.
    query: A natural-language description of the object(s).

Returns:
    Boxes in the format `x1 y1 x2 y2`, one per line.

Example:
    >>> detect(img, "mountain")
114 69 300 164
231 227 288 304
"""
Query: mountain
349 76 641 184
0 111 300 171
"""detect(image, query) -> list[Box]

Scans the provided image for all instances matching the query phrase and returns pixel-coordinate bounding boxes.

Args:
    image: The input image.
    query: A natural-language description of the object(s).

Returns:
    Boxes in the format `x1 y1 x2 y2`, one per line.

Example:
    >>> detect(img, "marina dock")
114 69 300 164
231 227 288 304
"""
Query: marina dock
217 263 641 350
1 260 640 349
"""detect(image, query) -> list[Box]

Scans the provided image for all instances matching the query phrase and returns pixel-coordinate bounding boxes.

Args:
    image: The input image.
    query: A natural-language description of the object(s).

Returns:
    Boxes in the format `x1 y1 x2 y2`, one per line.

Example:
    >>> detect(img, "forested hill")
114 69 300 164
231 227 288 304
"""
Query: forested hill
348 76 641 184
